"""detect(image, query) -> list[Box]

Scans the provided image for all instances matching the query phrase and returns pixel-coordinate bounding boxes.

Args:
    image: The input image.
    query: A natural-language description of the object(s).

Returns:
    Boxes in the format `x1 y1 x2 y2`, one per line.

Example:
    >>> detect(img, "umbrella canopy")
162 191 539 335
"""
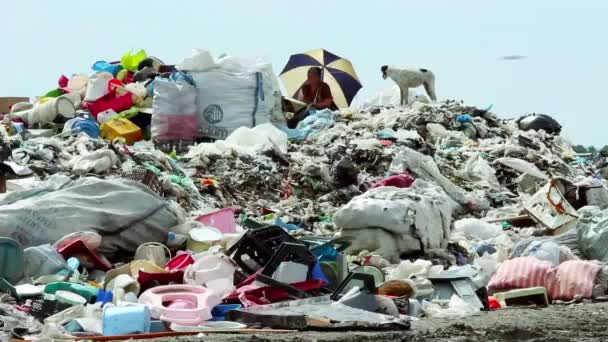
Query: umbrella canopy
280 49 362 109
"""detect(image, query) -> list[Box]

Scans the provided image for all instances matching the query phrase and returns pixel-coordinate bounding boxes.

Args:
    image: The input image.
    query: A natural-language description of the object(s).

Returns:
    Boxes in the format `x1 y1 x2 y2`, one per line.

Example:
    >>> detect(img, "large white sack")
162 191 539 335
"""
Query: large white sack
0 175 186 255
190 55 282 140
335 179 459 253
184 123 288 159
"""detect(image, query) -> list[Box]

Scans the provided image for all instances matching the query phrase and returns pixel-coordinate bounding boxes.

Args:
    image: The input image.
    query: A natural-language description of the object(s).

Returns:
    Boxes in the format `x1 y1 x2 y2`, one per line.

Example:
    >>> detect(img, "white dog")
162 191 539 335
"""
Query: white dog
381 66 437 105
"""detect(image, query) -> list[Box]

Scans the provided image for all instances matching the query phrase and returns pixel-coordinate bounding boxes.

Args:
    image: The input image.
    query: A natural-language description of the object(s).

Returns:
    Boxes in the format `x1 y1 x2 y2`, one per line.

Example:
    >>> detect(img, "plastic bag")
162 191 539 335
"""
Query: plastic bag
121 49 147 72
189 54 282 140
457 153 500 188
495 158 548 180
151 77 198 141
177 49 217 72
84 72 113 102
577 206 608 262
92 61 123 77
387 259 432 280
423 294 480 319
453 218 503 241
527 241 560 266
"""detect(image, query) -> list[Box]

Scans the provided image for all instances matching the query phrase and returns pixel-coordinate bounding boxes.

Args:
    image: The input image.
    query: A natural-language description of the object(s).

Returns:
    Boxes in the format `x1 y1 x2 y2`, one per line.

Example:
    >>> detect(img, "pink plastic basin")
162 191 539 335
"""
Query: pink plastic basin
196 208 236 234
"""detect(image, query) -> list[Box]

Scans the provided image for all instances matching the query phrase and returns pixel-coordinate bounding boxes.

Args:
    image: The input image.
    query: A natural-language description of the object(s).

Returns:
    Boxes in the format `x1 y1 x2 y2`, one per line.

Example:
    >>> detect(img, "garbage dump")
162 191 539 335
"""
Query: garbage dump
1 47 608 340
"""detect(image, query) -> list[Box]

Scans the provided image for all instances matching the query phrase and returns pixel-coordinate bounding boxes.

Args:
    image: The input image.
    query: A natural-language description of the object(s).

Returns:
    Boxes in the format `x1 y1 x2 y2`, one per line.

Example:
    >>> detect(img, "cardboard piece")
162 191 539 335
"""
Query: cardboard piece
0 97 29 114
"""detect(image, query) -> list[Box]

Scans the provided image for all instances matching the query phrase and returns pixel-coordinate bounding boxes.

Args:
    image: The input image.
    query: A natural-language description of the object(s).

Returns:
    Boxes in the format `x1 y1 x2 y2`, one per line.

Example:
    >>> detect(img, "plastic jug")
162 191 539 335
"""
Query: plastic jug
101 118 142 144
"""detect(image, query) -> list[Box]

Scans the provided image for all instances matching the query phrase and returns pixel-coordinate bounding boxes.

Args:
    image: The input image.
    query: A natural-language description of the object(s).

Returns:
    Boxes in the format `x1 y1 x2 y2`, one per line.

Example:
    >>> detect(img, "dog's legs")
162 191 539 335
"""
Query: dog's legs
402 86 409 106
424 80 437 101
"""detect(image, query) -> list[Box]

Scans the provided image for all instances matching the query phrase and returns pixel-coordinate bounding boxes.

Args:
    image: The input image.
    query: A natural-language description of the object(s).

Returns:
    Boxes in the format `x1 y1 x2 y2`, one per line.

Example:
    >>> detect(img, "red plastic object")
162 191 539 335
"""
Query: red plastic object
488 296 502 310
86 92 134 118
371 173 415 189
224 279 326 304
261 208 275 215
107 79 124 93
57 239 111 271
58 75 69 88
165 253 195 272
195 208 237 234
379 139 393 146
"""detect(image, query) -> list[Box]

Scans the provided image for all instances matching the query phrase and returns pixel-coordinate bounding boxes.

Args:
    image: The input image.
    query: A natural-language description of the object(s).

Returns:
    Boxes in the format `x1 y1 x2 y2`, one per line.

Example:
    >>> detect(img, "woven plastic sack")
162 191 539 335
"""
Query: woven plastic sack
151 78 198 141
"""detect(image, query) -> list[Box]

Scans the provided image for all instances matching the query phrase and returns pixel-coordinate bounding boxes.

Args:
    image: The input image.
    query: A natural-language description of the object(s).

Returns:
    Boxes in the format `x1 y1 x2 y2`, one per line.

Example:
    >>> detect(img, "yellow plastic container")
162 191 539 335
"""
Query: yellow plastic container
101 118 142 145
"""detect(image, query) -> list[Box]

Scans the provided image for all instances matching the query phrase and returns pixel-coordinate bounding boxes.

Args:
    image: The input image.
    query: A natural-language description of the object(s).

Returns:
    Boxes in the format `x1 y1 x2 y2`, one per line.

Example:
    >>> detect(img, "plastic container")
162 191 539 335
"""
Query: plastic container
73 118 101 138
102 305 151 336
165 253 195 272
210 304 241 321
101 118 143 144
137 285 220 326
183 254 236 297
23 244 67 279
63 74 89 96
0 238 24 284
44 282 99 302
87 93 134 118
55 290 87 306
187 226 223 253
97 109 118 124
196 208 237 234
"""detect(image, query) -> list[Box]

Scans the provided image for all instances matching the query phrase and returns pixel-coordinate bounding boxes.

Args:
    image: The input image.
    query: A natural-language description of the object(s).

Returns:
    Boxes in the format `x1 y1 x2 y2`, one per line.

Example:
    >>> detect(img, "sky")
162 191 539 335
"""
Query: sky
2 0 607 146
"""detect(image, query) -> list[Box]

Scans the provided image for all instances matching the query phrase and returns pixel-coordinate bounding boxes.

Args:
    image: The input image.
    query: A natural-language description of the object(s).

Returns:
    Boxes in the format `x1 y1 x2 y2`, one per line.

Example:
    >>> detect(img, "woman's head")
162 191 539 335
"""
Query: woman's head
307 67 322 85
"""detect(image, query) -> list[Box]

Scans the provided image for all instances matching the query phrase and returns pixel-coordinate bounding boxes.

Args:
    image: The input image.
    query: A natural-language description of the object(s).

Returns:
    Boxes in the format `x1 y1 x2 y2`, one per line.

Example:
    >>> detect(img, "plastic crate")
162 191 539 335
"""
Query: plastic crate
30 299 71 321
226 225 300 275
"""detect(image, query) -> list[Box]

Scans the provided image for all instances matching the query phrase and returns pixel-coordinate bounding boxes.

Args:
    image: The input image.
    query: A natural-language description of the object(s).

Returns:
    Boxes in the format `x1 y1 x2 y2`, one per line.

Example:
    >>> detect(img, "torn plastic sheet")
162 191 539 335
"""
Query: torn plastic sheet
226 295 410 330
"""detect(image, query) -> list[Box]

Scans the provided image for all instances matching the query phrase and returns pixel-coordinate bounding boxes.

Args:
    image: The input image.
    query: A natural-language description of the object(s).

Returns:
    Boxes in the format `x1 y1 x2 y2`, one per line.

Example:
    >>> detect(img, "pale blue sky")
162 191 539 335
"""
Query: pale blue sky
2 1 606 145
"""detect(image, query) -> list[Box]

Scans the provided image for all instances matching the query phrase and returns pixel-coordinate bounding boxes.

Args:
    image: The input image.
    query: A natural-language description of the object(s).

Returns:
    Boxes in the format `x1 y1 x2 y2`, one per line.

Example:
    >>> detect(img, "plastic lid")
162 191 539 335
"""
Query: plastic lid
189 227 223 243
55 290 87 306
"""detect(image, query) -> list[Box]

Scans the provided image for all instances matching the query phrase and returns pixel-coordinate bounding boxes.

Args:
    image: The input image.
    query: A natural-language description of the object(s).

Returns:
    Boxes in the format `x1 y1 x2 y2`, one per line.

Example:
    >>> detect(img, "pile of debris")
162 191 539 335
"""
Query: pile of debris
1 49 608 340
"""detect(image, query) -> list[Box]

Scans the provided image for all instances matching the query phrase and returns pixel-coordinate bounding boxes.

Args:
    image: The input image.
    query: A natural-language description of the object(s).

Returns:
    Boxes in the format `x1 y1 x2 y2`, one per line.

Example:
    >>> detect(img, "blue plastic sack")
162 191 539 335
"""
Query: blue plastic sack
457 114 472 123
92 61 123 77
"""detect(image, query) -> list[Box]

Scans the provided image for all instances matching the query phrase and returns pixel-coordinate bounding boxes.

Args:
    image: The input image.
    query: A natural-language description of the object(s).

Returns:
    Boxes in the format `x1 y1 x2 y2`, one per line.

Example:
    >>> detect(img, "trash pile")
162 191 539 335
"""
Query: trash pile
0 48 607 340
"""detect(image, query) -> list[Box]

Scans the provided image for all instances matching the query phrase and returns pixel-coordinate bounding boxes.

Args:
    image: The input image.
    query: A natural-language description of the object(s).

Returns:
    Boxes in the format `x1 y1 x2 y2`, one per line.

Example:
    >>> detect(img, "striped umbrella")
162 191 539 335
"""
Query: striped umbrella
280 49 362 108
